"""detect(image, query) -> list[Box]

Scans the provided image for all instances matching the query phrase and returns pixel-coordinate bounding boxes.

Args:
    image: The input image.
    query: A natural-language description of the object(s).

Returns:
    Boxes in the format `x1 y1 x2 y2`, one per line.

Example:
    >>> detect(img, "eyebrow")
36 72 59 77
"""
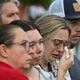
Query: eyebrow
29 38 43 43
13 40 29 43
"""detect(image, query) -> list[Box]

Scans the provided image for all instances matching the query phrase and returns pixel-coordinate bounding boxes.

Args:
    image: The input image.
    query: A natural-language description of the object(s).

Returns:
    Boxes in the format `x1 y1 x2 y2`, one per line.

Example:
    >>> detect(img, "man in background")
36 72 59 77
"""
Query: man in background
0 1 20 24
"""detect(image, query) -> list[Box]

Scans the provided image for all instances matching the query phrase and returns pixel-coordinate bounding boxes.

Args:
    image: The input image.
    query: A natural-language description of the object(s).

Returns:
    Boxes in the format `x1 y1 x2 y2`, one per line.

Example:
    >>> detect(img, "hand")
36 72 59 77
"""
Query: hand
59 49 74 73
57 49 74 80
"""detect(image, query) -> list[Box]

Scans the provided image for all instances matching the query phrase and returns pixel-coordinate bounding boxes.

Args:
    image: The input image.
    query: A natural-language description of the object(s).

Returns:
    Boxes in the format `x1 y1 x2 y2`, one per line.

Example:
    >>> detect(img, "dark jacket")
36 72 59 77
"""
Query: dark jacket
69 56 80 80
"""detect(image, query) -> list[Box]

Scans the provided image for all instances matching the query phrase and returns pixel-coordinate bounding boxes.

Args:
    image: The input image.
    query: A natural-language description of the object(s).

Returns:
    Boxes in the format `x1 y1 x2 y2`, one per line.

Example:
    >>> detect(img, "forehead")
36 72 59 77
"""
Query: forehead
70 20 80 26
12 28 29 42
51 29 69 40
26 29 42 42
2 2 19 14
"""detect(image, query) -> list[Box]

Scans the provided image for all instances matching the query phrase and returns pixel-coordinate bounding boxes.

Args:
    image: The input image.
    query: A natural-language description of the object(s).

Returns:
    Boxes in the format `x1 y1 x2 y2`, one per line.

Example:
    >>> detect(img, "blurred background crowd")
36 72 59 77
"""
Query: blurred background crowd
0 0 52 21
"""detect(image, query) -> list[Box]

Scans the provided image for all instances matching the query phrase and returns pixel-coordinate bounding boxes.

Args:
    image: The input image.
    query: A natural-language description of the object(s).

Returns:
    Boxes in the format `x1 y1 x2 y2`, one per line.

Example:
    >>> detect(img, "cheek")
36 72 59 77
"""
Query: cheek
32 45 44 57
45 43 56 54
1 15 14 24
71 29 75 34
12 46 25 53
41 44 44 53
71 27 78 34
45 44 57 59
14 48 29 60
2 18 12 24
10 48 28 62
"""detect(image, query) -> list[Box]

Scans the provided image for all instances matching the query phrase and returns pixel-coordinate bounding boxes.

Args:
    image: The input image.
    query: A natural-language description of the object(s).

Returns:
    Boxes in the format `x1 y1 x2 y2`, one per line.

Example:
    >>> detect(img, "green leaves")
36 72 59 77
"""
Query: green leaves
19 0 52 9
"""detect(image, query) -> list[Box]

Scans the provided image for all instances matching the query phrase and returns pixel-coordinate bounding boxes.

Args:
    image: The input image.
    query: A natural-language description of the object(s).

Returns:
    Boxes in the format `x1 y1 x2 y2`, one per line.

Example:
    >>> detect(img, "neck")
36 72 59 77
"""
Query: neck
26 67 34 75
26 67 40 80
19 64 33 75
40 56 48 71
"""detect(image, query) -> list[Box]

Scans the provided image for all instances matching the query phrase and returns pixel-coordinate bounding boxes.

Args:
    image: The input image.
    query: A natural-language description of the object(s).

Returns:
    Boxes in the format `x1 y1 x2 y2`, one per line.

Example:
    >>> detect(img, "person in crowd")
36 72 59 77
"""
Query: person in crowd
48 0 80 49
48 0 80 80
28 1 46 22
0 1 20 24
10 20 53 80
0 24 33 80
35 15 73 80
10 19 73 80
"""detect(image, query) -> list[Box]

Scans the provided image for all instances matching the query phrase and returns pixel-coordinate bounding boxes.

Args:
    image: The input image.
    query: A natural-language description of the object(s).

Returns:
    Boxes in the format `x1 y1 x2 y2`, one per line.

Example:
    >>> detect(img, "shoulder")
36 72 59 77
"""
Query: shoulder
69 56 80 80
69 56 80 71
73 56 80 66
0 66 28 80
35 65 55 80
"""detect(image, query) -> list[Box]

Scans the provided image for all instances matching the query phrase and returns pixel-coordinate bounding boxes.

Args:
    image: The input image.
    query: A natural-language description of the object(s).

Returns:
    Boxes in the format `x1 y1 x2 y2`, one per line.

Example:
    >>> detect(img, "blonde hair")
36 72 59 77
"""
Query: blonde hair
35 15 71 39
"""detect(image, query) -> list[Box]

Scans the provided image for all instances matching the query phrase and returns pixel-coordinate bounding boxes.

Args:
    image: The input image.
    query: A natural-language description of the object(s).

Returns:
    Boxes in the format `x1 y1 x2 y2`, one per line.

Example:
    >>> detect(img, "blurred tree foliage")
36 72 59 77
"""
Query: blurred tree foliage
19 0 52 9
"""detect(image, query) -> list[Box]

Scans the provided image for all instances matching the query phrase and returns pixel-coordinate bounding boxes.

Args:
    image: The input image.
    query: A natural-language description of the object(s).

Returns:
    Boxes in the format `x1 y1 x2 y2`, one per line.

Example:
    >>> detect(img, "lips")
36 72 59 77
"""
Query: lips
35 57 41 61
26 59 32 64
34 56 42 61
51 54 61 59
71 38 79 43
71 35 80 40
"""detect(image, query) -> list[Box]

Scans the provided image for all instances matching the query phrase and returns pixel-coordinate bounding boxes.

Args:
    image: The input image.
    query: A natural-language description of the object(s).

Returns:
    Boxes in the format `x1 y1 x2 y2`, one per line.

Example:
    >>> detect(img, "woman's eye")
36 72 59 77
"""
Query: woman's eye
39 40 44 44
29 43 35 48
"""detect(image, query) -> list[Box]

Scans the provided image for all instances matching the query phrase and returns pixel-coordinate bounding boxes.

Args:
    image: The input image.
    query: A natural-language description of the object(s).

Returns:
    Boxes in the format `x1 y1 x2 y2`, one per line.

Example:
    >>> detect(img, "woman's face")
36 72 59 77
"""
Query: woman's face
43 29 69 62
5 28 32 69
26 29 44 66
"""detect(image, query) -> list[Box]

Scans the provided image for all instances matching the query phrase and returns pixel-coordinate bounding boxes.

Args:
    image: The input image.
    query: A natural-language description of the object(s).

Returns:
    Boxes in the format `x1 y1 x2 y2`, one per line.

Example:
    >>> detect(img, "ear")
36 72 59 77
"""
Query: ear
0 44 8 58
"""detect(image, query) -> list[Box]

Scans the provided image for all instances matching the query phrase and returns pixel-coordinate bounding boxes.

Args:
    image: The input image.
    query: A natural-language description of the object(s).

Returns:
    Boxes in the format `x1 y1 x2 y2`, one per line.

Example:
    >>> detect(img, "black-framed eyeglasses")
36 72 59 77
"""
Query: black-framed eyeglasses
4 40 30 50
51 39 70 47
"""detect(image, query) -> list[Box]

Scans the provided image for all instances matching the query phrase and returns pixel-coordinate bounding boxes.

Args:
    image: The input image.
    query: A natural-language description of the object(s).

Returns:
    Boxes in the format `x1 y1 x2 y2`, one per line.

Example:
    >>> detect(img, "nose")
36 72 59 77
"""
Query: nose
36 43 43 54
28 47 34 55
57 44 64 53
14 14 20 20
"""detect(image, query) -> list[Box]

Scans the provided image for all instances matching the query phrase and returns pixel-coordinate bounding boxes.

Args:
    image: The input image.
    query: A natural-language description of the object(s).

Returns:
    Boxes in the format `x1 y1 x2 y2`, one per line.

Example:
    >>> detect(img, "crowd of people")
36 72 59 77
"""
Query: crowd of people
0 0 80 80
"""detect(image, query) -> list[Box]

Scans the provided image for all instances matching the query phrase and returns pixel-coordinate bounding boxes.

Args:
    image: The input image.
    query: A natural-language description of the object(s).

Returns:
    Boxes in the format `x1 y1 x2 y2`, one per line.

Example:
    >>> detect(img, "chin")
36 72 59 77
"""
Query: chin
23 64 31 69
50 58 56 62
34 62 40 65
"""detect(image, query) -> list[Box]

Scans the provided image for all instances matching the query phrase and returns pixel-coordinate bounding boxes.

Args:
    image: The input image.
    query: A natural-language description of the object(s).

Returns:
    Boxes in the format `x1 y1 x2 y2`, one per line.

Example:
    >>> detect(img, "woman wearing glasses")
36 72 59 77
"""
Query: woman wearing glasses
10 20 46 80
0 24 33 80
10 20 73 80
35 15 74 80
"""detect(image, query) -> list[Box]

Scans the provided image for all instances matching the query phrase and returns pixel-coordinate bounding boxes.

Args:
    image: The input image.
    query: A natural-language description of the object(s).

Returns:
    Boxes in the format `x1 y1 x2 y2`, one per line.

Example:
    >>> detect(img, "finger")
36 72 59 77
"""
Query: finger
69 49 74 63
